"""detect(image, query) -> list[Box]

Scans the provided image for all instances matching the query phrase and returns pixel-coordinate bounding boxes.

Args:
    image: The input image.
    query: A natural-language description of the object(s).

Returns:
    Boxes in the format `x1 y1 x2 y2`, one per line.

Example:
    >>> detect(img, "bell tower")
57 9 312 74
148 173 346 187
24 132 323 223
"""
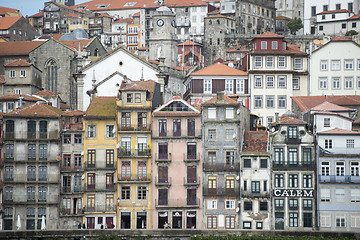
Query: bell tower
148 4 178 68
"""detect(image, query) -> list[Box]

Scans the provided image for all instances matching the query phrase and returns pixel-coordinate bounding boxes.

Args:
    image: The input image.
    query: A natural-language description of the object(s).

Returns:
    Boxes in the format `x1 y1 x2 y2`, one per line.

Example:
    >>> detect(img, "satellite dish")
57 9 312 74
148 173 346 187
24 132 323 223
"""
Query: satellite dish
236 176 240 180
81 151 84 156
81 174 85 180
236 207 240 212
228 62 234 68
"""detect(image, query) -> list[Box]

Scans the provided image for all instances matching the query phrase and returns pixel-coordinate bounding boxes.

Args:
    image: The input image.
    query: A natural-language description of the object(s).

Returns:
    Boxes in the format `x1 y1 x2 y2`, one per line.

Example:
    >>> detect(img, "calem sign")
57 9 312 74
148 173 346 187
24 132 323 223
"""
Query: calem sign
273 189 314 198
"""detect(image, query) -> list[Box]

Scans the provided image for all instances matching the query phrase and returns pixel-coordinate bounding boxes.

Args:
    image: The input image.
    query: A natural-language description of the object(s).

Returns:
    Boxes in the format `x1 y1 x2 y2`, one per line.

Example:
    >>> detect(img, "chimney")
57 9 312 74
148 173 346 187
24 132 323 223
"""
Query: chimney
275 112 279 123
216 91 224 103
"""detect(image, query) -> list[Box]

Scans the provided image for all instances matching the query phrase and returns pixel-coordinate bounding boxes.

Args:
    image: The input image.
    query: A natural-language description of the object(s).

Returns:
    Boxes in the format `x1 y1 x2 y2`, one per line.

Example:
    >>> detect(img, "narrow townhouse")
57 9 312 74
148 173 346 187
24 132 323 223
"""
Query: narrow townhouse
240 131 271 230
202 92 249 229
117 80 161 229
83 96 117 229
151 96 202 229
3 102 62 230
269 113 316 230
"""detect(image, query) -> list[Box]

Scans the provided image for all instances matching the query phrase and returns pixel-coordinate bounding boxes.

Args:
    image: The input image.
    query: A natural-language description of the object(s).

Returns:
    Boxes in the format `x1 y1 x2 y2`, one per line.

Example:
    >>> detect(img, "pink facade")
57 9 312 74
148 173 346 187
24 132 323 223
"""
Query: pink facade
151 96 202 229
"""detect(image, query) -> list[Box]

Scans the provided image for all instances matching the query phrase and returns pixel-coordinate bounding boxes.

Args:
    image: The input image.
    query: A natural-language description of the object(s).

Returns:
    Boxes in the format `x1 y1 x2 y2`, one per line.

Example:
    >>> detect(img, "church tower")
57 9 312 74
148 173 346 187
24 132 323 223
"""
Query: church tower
149 5 178 68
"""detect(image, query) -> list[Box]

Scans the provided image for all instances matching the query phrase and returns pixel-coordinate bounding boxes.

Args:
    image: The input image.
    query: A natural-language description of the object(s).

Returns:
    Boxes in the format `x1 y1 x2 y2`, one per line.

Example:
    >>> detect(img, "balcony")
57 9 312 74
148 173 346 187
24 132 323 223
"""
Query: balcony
155 153 171 163
184 153 200 163
84 183 116 192
118 125 151 132
85 162 96 169
85 204 115 212
242 190 270 198
118 148 151 158
155 198 200 208
155 177 172 186
320 147 360 155
203 188 240 196
203 162 240 172
184 177 200 187
319 175 360 183
285 137 301 144
4 132 14 140
272 161 315 170
73 186 83 193
4 131 59 140
118 174 151 183
61 165 84 172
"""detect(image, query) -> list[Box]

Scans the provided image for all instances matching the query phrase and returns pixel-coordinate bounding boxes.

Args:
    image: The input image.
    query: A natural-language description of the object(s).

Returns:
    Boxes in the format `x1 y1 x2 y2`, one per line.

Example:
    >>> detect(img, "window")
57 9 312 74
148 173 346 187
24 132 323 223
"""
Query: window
27 186 36 201
137 112 147 129
311 6 316 17
207 199 217 209
321 162 330 176
126 93 133 103
251 181 260 193
106 125 115 138
38 144 47 160
135 93 141 103
38 186 47 202
294 58 302 69
254 76 263 88
320 188 330 202
358 77 360 89
225 216 235 229
28 144 36 160
288 126 297 139
320 60 328 71
289 199 298 210
63 134 71 144
344 77 353 89
278 56 285 67
275 199 284 210
350 189 360 202
225 200 235 209
289 174 298 188
322 118 331 127
27 166 36 181
208 108 216 119
332 77 340 89
335 188 345 203
87 125 96 138
325 139 332 149
46 60 57 93
208 176 217 190
319 77 327 89
27 207 35 217
5 166 13 180
87 149 96 167
292 78 299 89
256 222 263 229
260 159 267 168
158 143 168 159
331 60 340 70
347 139 355 148
208 151 216 165
336 162 345 176
207 216 217 229
255 56 262 67
254 96 263 108
288 148 298 165
137 186 147 200
226 151 234 165
106 149 114 167
261 41 267 50
278 96 286 108
226 176 235 192
303 199 312 210
236 79 244 93
303 174 312 188
289 212 298 227
244 201 252 211
266 76 274 88
208 129 216 140
272 41 278 50
9 70 15 78
20 70 26 77
39 166 47 181
204 79 212 93
259 202 268 211
121 112 131 128
274 148 284 164
278 76 286 88
266 56 273 67
243 221 251 229
27 120 36 138
351 162 360 176
121 186 130 200
226 129 234 140
225 108 234 119
173 119 181 136
336 216 346 227
225 80 233 94
74 154 81 168
159 119 167 136
275 174 284 188
5 186 13 201
345 60 354 70
243 158 251 168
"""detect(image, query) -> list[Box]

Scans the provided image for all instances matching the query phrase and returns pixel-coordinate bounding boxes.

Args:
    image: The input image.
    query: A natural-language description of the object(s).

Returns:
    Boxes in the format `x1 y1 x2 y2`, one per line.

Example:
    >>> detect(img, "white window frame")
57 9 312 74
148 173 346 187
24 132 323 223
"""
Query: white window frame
235 79 244 93
254 76 263 88
106 124 116 138
208 108 216 119
319 77 327 89
294 58 302 69
344 59 354 70
225 200 235 209
292 78 299 89
261 41 267 49
9 70 15 78
278 95 286 108
331 60 341 70
204 79 212 93
254 95 263 108
20 70 26 78
278 76 286 88
87 124 97 138
225 108 234 119
255 56 262 68
320 60 328 71
320 188 330 202
345 77 354 89
332 77 340 89
266 56 273 68
266 95 274 108
266 76 274 88
207 199 217 209
272 41 278 50
278 56 286 68
225 79 234 94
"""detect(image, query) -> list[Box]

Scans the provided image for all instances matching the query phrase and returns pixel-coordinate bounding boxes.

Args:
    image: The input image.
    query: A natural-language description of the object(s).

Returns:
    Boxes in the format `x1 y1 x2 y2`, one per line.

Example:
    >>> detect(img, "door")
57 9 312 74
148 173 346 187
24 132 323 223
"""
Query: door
87 217 95 229
136 212 147 229
187 166 197 183
106 217 114 229
158 166 168 183
187 188 197 205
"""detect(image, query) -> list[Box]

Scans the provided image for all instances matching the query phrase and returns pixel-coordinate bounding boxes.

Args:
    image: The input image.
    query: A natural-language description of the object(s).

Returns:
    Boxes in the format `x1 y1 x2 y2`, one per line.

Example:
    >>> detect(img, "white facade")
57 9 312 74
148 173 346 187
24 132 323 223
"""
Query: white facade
303 0 359 34
318 133 360 154
316 11 360 35
309 39 360 96
314 113 353 133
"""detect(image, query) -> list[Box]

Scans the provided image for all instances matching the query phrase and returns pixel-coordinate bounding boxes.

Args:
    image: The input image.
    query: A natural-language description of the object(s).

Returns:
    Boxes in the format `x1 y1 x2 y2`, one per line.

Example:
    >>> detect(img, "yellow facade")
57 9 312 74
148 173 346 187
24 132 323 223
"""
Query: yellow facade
68 17 89 32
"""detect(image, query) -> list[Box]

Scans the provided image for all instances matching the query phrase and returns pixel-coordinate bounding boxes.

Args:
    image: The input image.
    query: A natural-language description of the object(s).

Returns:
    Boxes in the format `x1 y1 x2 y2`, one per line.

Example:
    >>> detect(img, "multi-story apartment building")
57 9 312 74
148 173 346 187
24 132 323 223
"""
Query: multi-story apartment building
0 16 37 42
304 0 359 34
248 32 308 127
83 96 117 229
2 102 62 230
202 92 249 229
117 80 161 229
316 10 359 35
127 14 140 51
275 0 304 22
240 130 271 230
151 96 202 229
184 63 248 106
88 13 113 37
59 110 84 229
310 36 360 96
269 114 316 230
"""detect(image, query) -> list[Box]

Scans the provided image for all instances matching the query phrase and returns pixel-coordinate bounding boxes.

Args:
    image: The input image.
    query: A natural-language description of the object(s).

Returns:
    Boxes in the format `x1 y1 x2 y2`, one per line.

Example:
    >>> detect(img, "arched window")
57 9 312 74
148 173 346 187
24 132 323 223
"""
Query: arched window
46 60 57 93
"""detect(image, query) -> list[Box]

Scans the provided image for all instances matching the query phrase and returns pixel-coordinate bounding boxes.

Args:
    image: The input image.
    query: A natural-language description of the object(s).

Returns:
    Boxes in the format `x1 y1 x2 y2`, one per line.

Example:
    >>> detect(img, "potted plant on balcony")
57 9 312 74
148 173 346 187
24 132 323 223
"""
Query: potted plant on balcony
144 145 151 155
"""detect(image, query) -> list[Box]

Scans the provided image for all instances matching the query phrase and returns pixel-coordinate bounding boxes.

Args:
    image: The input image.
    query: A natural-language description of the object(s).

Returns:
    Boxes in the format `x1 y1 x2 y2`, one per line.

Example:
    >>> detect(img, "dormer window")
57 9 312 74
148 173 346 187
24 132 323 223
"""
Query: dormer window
288 126 297 139
324 118 330 127
272 41 278 50
126 93 133 103
261 41 267 50
135 93 141 103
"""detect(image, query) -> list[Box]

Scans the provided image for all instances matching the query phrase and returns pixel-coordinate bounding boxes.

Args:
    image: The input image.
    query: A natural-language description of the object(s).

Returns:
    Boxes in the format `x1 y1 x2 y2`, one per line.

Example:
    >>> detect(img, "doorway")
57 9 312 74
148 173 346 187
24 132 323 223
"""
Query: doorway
136 212 147 229
121 212 131 229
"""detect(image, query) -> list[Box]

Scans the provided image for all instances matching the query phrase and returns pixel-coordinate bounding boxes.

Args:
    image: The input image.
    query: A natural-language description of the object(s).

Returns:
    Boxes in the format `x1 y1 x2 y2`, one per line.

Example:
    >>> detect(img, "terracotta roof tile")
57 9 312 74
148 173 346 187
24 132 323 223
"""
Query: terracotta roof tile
174 66 192 71
332 35 353 41
242 131 268 152
153 95 200 116
317 9 352 15
311 101 354 112
63 109 85 116
63 13 81 18
35 89 57 96
0 16 21 30
191 62 247 76
0 41 43 56
29 11 44 18
278 116 306 124
0 6 21 16
4 102 63 118
206 14 232 19
276 16 291 20
85 96 116 119
133 12 140 17
60 102 71 110
178 40 202 46
0 76 5 84
4 59 32 67
318 128 360 135
0 94 43 102
253 31 284 39
60 39 92 52
291 95 360 112
202 94 239 105
113 18 133 24
120 80 157 101
138 46 149 50
226 45 248 53
348 13 360 20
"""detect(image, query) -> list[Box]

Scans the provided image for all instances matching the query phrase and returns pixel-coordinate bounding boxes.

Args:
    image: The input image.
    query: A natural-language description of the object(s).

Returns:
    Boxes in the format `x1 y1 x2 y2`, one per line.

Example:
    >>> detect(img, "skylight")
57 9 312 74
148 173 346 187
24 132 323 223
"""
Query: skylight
96 4 110 8
124 2 137 7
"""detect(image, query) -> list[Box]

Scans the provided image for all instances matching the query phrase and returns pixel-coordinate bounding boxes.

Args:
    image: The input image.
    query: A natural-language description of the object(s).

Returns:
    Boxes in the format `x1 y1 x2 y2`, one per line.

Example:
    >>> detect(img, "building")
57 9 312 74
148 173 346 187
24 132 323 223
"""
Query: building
59 110 85 229
0 6 22 17
248 32 308 127
88 13 113 38
240 131 271 230
269 113 316 230
117 80 161 229
28 11 44 35
83 96 117 229
184 62 249 106
151 96 202 229
275 0 304 22
202 92 249 229
309 36 360 96
2 102 63 230
0 94 45 113
316 10 358 35
0 16 37 42
178 41 204 67
62 13 90 33
225 46 249 69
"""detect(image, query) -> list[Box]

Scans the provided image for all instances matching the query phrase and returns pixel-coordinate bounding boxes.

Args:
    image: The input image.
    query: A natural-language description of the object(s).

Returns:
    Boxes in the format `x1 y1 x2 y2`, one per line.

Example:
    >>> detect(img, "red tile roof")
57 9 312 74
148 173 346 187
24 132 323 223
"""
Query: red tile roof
120 80 157 101
63 13 81 18
60 102 71 110
317 9 352 15
332 35 353 42
4 102 63 118
291 95 360 112
206 14 231 19
85 96 116 119
0 94 43 102
0 41 43 56
191 62 247 76
113 18 133 24
253 31 284 39
278 116 306 124
138 46 149 50
63 109 85 116
202 94 239 105
60 39 92 52
0 16 22 30
226 45 248 53
28 11 44 18
242 131 268 152
348 13 360 20
0 6 21 16
133 12 140 17
35 89 57 96
318 128 360 135
174 66 192 71
310 101 353 112
153 95 200 116
4 59 32 67
178 40 202 46
276 16 291 20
